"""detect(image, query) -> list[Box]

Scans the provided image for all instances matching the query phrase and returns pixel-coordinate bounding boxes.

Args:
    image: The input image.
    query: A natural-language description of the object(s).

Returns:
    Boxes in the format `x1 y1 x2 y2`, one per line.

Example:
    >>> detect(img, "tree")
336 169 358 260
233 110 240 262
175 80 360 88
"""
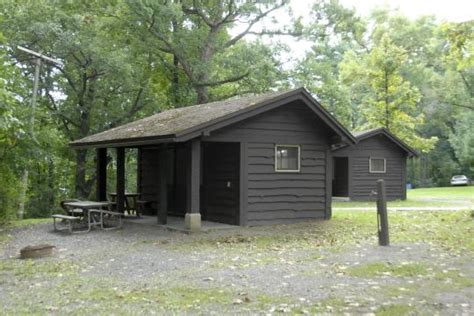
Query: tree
2 0 162 197
0 30 24 221
292 0 368 127
127 0 297 104
443 21 474 175
340 35 438 152
450 111 474 173
440 20 474 110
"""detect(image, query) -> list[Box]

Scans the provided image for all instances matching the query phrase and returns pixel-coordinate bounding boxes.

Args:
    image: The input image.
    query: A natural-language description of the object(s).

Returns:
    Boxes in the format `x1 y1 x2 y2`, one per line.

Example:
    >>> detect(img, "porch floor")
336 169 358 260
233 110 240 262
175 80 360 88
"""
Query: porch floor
123 215 237 232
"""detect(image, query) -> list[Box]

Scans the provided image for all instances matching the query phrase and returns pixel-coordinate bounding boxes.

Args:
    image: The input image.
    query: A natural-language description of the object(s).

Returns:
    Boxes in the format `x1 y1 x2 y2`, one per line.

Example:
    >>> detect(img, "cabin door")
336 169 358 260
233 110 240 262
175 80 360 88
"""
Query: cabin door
201 142 240 225
333 157 349 197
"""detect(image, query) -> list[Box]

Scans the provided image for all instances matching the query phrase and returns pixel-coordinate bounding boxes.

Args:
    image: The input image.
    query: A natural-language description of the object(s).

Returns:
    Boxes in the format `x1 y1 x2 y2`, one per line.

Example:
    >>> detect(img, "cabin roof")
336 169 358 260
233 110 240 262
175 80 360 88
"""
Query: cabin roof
70 87 357 148
351 127 419 157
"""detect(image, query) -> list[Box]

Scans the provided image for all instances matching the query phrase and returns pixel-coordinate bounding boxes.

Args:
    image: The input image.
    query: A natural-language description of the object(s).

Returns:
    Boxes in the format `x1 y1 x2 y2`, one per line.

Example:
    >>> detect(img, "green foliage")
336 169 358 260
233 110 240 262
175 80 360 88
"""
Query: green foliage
450 111 474 173
127 0 293 103
297 6 471 185
0 165 21 223
292 0 365 127
442 21 474 174
340 35 438 152
0 31 23 223
0 0 472 216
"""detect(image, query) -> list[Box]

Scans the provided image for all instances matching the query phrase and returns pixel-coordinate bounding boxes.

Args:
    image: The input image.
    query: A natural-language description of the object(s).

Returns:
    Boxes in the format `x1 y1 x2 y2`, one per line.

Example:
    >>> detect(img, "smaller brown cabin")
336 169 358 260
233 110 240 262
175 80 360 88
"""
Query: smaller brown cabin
332 128 418 201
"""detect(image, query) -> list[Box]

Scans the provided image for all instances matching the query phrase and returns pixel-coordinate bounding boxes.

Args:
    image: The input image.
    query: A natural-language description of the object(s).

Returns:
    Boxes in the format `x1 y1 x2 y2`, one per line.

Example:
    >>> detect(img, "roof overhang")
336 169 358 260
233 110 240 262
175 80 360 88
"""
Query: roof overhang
334 127 419 157
70 135 176 149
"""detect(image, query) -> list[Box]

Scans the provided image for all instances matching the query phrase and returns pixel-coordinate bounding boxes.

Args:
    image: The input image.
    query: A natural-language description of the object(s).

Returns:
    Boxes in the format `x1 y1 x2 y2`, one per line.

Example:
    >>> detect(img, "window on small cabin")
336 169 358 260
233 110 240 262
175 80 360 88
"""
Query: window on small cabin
275 145 300 172
369 157 386 173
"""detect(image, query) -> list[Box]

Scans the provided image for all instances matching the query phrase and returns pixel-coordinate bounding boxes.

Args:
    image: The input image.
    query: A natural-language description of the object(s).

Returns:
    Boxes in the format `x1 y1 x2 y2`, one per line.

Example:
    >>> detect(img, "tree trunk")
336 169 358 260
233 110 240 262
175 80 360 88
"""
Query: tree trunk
171 16 180 106
17 170 28 219
196 85 209 104
172 54 180 105
47 157 55 209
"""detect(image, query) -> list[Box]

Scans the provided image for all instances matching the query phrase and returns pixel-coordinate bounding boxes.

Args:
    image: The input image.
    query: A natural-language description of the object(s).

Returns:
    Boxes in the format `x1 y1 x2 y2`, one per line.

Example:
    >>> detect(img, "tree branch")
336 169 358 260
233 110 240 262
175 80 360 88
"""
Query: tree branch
146 12 196 83
182 0 215 27
451 102 474 110
458 71 473 98
183 0 238 29
247 29 303 37
52 65 79 95
46 92 76 140
195 71 250 87
107 88 145 128
224 1 287 48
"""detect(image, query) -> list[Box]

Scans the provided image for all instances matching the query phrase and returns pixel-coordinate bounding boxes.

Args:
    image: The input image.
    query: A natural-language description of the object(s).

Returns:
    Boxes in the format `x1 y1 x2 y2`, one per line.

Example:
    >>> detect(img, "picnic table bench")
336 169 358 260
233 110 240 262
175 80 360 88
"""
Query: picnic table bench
52 214 81 233
53 200 123 233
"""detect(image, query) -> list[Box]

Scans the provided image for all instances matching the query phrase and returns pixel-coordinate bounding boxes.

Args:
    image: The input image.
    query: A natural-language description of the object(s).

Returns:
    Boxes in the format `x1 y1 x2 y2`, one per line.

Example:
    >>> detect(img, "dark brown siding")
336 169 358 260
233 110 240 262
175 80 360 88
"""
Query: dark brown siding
138 147 160 214
202 142 240 225
334 135 407 201
205 101 333 226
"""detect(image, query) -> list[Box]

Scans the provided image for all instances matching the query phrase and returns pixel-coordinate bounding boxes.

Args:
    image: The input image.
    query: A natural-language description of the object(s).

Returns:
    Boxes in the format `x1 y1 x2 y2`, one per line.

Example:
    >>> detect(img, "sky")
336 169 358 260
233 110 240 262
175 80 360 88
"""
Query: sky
254 0 474 68
290 0 474 23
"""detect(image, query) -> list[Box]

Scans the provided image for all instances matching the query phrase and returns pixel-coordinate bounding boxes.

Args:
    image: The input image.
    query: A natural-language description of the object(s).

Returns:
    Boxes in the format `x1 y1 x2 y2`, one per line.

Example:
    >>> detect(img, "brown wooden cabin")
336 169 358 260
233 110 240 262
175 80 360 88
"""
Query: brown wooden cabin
70 88 359 230
332 128 418 201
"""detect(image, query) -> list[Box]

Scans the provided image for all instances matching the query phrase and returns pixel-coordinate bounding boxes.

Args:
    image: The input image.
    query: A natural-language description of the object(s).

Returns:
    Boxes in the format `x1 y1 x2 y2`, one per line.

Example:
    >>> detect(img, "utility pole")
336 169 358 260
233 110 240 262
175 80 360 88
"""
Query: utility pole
16 46 62 219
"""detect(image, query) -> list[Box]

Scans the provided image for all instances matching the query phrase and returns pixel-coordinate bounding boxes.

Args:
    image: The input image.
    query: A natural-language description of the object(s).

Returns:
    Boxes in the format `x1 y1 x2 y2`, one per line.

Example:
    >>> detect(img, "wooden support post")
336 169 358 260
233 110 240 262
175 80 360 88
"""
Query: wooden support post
96 148 107 201
137 148 142 194
376 179 390 246
189 138 201 214
325 148 333 219
239 141 248 226
116 147 125 214
185 138 201 231
157 145 168 225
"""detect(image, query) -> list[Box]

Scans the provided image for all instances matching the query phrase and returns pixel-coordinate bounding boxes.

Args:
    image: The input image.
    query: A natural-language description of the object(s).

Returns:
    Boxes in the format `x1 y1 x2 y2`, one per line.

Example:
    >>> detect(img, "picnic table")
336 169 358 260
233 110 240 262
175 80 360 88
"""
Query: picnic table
61 200 121 233
108 192 141 216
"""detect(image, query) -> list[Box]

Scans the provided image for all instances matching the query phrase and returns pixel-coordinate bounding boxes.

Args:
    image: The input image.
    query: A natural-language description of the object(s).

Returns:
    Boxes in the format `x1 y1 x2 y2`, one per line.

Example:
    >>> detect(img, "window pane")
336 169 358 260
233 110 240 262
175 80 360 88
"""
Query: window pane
370 158 385 172
276 146 299 171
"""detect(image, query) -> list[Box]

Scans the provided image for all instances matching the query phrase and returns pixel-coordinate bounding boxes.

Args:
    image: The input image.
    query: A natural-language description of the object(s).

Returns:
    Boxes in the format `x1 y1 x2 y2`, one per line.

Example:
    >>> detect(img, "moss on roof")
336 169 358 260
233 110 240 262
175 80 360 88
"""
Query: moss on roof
71 89 291 147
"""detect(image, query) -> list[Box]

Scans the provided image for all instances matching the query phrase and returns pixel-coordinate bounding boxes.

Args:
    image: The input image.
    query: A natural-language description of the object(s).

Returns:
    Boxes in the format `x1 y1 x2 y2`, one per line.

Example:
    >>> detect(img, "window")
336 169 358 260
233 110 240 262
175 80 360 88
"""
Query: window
275 145 300 172
369 157 386 173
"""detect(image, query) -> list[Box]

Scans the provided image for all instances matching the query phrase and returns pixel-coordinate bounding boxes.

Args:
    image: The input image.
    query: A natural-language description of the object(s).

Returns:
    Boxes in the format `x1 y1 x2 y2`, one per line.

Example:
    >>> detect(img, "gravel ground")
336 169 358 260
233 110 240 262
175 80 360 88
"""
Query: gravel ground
1 220 473 315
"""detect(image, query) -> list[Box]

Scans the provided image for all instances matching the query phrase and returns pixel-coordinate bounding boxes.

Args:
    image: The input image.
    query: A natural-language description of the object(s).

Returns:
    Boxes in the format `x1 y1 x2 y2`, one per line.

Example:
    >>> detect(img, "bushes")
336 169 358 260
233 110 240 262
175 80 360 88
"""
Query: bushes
0 165 21 224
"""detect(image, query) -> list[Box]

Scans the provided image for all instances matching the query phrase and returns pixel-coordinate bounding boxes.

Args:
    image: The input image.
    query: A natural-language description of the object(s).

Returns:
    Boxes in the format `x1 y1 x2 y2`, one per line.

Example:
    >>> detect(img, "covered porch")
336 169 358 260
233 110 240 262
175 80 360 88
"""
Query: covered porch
94 138 241 232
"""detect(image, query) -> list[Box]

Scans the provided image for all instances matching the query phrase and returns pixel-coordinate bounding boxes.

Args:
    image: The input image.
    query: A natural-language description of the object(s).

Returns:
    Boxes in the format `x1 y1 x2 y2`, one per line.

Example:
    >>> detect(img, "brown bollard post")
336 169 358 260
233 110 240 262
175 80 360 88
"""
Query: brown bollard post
376 179 390 246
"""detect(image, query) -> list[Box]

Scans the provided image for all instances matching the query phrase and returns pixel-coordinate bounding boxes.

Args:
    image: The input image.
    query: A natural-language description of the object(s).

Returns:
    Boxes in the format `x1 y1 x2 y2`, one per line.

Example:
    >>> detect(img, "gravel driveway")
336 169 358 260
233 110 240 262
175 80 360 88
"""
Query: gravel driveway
1 219 473 315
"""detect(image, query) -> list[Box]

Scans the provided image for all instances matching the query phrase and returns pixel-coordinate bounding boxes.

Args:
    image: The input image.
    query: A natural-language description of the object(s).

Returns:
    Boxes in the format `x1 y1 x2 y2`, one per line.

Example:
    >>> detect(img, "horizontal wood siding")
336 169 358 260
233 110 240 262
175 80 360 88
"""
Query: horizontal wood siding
206 101 332 226
335 135 407 201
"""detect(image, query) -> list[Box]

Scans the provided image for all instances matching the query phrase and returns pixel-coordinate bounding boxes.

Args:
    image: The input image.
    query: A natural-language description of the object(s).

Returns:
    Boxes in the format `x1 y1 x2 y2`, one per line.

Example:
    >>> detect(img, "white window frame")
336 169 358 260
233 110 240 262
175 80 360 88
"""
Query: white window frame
275 145 301 173
369 157 386 174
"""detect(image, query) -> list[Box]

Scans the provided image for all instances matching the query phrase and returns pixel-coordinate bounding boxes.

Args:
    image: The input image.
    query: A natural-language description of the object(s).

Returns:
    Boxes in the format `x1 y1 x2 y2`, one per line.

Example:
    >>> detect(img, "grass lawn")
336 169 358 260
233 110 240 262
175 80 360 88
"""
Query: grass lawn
333 185 474 208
